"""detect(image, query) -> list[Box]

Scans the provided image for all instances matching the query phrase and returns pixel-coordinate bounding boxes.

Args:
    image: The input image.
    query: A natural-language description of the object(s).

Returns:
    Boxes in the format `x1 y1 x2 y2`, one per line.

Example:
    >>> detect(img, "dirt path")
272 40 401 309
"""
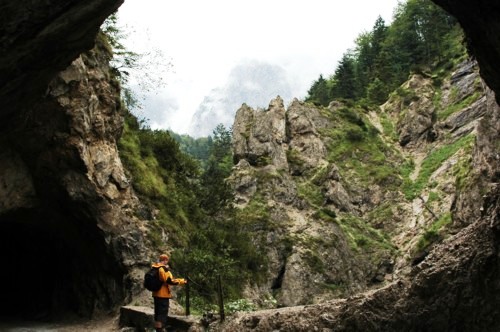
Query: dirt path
0 315 120 332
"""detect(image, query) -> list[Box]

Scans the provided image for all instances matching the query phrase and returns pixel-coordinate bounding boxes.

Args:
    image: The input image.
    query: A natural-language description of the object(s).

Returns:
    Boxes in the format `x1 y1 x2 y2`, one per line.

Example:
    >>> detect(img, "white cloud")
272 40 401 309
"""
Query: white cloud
117 0 399 135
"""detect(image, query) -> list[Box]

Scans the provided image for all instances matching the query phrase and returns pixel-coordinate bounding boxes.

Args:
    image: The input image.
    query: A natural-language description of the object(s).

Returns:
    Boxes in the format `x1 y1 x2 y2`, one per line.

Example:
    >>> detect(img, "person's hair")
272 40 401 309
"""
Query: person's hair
159 254 169 261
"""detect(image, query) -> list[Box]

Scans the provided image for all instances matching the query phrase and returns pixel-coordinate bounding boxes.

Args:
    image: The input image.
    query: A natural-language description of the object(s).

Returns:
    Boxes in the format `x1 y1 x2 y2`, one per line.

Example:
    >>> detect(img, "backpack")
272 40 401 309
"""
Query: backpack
144 266 166 291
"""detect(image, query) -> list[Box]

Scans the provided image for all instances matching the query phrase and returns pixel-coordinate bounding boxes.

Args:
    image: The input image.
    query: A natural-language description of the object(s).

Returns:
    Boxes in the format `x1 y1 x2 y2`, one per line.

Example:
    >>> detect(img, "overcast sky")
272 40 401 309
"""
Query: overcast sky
117 0 400 135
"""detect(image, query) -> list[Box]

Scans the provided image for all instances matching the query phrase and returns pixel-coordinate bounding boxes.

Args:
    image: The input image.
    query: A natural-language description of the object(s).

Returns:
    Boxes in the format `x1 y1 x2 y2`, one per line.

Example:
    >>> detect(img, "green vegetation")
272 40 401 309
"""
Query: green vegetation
172 214 265 304
198 124 234 216
400 158 416 181
297 180 324 207
437 91 482 120
427 191 440 205
315 208 337 221
379 112 398 142
117 110 263 307
303 249 326 274
286 148 304 168
320 282 346 295
415 212 452 253
116 119 268 312
443 134 474 193
118 113 199 245
337 215 395 255
170 132 212 167
234 194 271 230
306 0 464 107
432 23 469 85
321 107 402 189
403 134 475 199
225 299 256 313
367 202 394 228
394 87 419 107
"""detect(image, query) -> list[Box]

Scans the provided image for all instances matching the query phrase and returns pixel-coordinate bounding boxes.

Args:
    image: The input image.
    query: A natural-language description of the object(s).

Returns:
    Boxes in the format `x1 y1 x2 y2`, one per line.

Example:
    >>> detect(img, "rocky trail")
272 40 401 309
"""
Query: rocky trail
0 316 120 332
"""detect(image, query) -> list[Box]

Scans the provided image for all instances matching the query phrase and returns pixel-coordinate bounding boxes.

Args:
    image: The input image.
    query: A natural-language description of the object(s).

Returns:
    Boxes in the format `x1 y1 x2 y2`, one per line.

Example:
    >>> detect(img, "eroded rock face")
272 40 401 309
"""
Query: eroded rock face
218 1 500 329
383 62 485 150
218 205 500 331
287 99 328 174
231 98 358 214
231 98 388 308
0 0 149 319
450 89 500 228
223 86 499 329
394 75 437 147
233 97 289 170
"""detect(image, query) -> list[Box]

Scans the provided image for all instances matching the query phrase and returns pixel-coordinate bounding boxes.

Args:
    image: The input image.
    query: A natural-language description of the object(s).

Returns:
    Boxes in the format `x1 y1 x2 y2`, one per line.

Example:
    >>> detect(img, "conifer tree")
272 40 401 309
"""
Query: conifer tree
331 53 358 100
305 75 330 106
199 124 233 215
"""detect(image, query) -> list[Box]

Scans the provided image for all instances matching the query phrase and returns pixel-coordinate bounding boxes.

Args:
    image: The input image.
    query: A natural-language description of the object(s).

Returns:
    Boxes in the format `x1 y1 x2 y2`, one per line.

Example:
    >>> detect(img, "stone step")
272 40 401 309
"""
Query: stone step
119 305 202 331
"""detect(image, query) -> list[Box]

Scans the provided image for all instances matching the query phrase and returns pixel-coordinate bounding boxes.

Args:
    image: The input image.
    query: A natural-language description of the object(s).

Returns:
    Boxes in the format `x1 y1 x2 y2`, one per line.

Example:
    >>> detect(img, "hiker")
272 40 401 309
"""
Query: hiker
152 254 187 332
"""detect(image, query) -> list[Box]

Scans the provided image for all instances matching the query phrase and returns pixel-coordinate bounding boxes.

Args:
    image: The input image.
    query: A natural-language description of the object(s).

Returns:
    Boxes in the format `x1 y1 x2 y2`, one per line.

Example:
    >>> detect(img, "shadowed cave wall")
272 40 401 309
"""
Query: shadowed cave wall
0 0 148 320
432 0 500 102
0 208 125 318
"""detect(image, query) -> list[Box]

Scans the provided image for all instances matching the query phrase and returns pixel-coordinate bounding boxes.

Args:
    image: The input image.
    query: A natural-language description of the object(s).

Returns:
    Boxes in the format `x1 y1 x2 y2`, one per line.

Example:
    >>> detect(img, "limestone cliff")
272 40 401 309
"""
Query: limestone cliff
231 97 385 307
222 54 499 330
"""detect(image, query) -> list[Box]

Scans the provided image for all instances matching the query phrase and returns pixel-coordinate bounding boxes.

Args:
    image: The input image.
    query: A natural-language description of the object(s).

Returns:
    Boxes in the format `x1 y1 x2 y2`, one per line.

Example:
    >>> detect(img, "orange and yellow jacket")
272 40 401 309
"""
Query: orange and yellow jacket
151 263 186 298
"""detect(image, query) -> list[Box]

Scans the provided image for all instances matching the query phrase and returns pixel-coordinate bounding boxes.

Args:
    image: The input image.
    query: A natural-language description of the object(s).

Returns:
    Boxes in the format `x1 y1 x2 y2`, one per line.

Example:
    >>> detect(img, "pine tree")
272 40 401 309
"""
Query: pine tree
305 75 331 106
199 124 233 215
331 53 358 100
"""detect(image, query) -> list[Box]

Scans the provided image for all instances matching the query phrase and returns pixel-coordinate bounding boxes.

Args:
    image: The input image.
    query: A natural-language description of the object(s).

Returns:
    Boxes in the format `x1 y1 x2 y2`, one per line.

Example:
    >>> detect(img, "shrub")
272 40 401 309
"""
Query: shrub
415 213 452 253
225 299 256 314
403 134 475 199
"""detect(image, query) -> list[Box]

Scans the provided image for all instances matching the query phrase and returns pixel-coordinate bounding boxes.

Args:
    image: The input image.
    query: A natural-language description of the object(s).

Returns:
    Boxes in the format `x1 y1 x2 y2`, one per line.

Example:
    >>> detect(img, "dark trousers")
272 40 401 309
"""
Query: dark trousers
153 297 170 326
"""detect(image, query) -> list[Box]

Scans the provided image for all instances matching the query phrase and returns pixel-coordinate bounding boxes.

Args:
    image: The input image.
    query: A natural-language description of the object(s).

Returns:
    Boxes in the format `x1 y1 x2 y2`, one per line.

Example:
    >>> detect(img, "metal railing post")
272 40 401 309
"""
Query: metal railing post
185 276 190 316
217 274 225 321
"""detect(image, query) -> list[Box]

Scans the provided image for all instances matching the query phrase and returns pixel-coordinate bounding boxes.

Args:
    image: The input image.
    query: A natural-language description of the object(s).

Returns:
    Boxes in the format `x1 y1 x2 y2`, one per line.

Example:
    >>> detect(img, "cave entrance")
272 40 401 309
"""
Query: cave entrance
0 207 125 322
0 209 74 320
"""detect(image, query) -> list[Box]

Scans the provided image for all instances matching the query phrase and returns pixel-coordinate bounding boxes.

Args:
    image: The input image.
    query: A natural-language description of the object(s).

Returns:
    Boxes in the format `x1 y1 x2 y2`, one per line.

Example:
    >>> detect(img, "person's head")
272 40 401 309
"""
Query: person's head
159 254 169 263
